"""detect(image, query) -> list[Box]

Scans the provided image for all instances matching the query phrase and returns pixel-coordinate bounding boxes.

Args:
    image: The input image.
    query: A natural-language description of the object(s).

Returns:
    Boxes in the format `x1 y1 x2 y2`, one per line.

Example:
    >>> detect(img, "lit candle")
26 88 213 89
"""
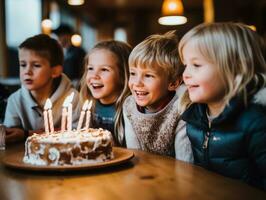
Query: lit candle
67 104 72 131
43 110 49 134
77 100 89 132
48 107 54 133
84 100 93 130
61 107 67 132
67 92 74 132
44 99 50 134
61 96 70 133
45 99 54 133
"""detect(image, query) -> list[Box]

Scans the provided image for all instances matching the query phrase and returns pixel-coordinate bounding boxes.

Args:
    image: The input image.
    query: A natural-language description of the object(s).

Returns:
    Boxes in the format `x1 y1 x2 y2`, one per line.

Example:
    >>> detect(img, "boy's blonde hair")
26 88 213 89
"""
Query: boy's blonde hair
80 40 132 146
129 31 183 83
178 22 266 105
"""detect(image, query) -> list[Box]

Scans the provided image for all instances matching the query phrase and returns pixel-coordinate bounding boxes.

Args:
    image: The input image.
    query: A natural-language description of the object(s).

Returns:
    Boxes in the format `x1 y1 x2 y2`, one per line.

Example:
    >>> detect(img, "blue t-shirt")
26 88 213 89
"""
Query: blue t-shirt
91 100 116 134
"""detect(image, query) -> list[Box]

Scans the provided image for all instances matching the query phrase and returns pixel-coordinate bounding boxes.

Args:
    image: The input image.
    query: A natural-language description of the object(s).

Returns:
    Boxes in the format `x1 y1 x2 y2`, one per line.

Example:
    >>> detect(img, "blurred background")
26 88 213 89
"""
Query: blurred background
0 0 265 80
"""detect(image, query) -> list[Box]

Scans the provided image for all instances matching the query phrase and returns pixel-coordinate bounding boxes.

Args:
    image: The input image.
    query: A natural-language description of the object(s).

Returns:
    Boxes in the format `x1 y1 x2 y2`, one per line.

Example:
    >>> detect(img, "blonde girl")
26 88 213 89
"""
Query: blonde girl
80 41 132 146
178 22 266 190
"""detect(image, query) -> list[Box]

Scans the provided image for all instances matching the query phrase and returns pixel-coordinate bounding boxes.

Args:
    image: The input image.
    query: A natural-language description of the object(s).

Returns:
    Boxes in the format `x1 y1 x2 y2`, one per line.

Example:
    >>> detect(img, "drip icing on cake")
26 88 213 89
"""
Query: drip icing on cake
23 128 114 166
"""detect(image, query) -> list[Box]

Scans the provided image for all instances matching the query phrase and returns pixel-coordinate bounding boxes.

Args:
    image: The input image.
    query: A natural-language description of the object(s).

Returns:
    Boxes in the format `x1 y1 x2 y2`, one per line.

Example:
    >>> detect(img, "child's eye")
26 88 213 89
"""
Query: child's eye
33 64 41 68
193 64 201 67
101 68 109 72
87 66 93 71
129 72 135 76
145 74 154 78
20 64 26 68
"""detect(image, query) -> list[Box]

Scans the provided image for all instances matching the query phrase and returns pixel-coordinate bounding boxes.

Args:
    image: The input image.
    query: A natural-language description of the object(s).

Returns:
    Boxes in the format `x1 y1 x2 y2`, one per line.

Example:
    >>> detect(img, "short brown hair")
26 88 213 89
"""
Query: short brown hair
19 34 63 67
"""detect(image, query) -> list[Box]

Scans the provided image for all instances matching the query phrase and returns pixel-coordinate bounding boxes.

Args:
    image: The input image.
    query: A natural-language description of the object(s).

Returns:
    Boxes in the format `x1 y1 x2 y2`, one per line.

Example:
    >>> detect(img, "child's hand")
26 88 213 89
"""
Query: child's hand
5 128 25 144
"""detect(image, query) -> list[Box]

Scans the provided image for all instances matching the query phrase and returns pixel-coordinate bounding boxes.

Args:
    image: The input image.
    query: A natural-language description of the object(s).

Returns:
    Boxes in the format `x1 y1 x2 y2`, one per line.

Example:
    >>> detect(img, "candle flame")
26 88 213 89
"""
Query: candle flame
63 92 75 107
82 100 89 110
63 96 70 107
44 99 52 110
88 100 93 110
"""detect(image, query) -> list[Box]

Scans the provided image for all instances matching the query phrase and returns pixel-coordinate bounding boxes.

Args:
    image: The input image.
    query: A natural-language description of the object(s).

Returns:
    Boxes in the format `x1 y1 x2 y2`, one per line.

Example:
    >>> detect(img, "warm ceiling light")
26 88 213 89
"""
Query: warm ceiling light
247 25 256 31
41 19 52 34
158 16 187 25
71 34 82 46
158 0 187 25
68 0 84 6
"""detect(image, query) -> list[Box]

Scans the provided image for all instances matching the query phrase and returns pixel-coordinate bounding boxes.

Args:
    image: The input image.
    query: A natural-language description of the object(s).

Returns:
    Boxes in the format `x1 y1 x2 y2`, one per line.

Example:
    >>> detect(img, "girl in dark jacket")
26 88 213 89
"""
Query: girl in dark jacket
178 22 266 190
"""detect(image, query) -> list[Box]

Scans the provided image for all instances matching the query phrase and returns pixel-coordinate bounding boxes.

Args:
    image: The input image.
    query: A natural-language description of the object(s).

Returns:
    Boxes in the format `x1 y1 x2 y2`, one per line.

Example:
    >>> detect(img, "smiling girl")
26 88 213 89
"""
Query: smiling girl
80 41 132 146
179 22 266 190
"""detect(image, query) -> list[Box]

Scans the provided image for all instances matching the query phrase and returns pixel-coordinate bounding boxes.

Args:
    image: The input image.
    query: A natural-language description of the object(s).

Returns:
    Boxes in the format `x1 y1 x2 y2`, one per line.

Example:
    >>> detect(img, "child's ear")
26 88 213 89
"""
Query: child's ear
168 79 182 91
51 65 63 78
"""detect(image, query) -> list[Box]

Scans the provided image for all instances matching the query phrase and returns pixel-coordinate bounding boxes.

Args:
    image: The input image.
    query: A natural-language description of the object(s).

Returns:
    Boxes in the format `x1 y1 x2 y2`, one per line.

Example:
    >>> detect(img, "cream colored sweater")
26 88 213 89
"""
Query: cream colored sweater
123 89 193 163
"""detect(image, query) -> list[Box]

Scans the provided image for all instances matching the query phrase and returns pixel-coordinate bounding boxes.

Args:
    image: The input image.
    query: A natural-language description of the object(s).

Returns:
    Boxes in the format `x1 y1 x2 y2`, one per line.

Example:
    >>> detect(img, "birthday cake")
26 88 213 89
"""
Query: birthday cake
23 128 114 166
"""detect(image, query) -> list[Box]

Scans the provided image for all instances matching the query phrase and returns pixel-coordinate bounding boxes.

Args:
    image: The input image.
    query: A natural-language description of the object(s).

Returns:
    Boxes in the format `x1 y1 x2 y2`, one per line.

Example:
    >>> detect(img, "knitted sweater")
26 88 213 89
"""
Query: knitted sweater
123 90 193 162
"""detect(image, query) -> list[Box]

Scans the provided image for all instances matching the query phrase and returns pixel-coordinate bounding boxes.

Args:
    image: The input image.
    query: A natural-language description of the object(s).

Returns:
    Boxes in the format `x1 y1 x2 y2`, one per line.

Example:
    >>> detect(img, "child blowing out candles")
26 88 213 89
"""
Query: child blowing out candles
4 34 80 143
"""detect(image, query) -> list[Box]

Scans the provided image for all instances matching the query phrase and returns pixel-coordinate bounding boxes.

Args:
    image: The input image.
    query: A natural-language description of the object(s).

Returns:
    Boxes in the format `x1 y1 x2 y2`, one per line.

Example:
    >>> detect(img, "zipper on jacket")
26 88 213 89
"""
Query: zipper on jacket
202 131 210 149
202 120 211 149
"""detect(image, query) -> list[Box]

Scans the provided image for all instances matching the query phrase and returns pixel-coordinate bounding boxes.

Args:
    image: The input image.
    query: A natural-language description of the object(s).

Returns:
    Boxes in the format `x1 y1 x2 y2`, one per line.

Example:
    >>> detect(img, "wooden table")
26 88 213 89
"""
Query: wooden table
0 144 265 200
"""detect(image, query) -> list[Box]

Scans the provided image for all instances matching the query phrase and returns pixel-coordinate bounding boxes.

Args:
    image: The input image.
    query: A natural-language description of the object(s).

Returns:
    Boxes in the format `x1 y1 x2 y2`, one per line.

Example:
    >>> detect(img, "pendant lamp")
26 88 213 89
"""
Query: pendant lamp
158 0 187 25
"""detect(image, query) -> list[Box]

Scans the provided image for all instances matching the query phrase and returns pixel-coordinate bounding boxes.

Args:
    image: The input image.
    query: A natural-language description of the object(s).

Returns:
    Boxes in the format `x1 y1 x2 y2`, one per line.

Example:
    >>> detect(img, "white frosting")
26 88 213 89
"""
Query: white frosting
48 148 60 163
23 154 47 165
23 128 114 166
29 128 112 144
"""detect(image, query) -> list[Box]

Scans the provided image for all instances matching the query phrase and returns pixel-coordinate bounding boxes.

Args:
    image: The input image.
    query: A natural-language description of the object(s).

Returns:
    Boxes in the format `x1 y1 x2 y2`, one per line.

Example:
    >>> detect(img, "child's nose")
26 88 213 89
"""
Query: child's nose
24 66 33 75
183 66 191 80
134 75 144 86
89 70 100 79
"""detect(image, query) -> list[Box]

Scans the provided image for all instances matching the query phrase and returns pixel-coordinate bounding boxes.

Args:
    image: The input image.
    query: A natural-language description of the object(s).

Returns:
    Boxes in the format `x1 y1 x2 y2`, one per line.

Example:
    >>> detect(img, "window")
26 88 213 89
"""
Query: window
5 0 41 47
114 28 127 42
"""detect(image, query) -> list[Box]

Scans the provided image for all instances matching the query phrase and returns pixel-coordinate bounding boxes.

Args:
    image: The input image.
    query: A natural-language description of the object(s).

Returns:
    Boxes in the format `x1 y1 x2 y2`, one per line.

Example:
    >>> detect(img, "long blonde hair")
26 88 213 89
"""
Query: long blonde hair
179 22 266 105
80 40 132 145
